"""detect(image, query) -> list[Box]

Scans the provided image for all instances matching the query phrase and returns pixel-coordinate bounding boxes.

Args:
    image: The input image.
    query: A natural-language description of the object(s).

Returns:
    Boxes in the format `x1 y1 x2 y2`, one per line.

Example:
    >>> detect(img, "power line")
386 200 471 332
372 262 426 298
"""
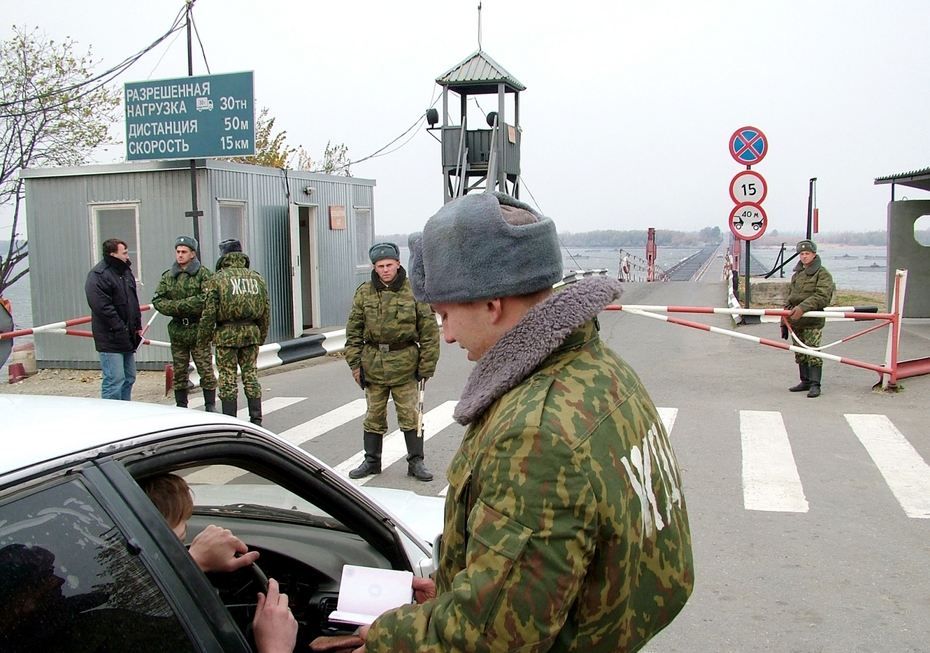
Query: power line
0 4 188 117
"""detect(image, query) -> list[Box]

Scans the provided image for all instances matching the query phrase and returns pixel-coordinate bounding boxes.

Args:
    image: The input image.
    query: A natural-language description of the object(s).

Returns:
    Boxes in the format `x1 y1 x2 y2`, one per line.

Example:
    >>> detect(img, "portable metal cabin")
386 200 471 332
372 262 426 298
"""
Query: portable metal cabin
21 159 375 369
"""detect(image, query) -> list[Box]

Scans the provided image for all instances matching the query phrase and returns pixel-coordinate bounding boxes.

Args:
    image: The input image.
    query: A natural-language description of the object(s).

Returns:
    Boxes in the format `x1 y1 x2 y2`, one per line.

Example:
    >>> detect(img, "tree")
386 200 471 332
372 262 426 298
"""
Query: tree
0 26 121 297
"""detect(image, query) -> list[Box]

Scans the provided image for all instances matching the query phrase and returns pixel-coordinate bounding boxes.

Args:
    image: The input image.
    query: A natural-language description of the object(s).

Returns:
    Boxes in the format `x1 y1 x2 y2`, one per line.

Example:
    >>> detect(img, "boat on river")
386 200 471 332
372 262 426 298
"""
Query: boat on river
858 263 886 271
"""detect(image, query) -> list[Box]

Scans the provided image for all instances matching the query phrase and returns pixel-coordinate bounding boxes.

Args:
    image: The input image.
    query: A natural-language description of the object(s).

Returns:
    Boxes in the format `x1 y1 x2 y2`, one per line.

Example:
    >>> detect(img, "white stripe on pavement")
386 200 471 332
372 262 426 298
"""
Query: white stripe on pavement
845 414 930 519
657 407 678 436
277 398 368 447
337 401 459 485
186 395 305 417
740 410 808 513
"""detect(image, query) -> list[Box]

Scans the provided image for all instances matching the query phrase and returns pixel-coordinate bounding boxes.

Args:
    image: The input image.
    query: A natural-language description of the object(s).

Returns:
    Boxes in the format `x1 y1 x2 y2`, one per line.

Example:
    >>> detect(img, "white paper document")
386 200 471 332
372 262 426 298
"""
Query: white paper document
327 564 414 626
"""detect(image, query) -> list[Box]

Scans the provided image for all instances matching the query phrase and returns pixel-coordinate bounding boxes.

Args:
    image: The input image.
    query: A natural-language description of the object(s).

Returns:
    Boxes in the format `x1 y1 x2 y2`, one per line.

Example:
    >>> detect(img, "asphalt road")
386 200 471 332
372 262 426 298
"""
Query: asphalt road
253 271 930 653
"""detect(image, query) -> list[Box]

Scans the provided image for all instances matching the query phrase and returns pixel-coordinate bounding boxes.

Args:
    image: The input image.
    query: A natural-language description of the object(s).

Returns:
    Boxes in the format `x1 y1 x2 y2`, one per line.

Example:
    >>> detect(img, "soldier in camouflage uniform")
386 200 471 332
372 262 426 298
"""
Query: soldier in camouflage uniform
198 239 270 425
152 235 218 411
345 242 441 482
358 192 693 653
784 239 835 398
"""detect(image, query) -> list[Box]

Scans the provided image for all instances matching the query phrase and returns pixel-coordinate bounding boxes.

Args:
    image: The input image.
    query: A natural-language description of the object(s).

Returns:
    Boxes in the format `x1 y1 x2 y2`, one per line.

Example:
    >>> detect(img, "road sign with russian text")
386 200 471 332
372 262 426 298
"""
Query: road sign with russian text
124 71 255 161
729 202 768 241
729 126 768 166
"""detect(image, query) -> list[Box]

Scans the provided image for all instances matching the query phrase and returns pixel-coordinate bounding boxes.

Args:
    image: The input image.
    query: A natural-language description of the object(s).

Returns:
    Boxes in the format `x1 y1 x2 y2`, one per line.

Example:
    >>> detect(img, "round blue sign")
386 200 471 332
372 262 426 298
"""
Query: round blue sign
729 126 768 165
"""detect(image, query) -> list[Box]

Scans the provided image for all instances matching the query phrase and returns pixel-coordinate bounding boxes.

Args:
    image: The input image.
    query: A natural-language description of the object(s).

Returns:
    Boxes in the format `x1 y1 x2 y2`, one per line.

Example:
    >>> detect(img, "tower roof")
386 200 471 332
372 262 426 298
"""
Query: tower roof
436 50 526 95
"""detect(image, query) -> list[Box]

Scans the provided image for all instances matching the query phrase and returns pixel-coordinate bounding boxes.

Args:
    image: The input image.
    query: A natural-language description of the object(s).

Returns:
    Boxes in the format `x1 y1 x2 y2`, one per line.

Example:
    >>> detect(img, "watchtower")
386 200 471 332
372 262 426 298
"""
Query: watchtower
428 50 525 203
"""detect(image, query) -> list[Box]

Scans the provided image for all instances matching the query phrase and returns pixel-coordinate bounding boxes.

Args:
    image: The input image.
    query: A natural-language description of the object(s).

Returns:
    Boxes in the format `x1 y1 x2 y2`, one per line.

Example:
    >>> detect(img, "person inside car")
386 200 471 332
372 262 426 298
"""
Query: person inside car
141 473 297 653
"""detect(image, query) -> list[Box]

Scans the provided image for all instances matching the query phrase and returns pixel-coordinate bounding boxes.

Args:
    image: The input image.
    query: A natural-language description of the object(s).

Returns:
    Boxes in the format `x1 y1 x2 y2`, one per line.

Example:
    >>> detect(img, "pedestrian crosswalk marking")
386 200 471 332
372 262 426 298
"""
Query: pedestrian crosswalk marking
277 399 367 447
186 395 305 418
338 401 459 486
740 410 809 513
657 407 678 436
845 414 930 519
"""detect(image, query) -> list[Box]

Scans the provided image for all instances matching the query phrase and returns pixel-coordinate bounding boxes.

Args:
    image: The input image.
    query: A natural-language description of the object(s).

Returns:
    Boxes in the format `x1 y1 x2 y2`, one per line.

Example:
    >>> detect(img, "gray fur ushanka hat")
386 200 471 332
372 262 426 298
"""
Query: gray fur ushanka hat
408 192 562 304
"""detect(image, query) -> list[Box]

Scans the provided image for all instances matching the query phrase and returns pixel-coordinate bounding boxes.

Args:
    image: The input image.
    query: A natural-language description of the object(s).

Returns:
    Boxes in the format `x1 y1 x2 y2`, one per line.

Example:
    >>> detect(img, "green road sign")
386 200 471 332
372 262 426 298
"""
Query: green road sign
124 71 255 161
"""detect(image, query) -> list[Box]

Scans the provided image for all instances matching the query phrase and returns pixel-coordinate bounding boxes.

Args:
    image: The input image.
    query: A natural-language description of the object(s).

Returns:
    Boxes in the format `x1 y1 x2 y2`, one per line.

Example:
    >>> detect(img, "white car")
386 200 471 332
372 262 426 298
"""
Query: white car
0 395 444 652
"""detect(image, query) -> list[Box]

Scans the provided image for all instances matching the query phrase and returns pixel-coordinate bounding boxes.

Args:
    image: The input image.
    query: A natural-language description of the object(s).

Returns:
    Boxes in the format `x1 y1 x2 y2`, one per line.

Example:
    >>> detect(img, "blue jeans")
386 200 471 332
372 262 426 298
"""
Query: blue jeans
99 351 137 401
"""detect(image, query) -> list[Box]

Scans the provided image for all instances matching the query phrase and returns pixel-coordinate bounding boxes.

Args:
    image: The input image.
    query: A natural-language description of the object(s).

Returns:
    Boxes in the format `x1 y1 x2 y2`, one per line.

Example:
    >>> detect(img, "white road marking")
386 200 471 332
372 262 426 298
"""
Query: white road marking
657 407 678 436
338 401 459 486
186 395 305 418
740 410 808 513
845 414 930 519
277 398 367 446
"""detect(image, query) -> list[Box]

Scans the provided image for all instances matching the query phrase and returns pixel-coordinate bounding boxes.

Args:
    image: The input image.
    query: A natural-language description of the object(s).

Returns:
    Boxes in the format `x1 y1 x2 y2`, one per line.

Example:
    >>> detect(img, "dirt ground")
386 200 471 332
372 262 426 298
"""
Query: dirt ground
0 353 341 403
0 368 175 404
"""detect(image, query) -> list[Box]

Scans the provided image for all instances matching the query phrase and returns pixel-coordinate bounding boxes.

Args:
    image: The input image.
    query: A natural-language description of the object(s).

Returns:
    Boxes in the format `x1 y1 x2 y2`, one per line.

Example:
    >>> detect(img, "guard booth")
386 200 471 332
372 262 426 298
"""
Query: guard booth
874 168 930 317
21 159 375 369
430 50 525 203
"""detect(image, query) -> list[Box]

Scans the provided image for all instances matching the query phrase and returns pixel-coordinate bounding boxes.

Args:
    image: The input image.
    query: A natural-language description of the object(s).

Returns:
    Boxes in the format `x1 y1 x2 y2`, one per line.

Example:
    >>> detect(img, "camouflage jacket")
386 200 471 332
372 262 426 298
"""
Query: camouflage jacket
368 277 693 653
152 258 213 347
345 267 440 385
786 255 834 329
198 252 270 348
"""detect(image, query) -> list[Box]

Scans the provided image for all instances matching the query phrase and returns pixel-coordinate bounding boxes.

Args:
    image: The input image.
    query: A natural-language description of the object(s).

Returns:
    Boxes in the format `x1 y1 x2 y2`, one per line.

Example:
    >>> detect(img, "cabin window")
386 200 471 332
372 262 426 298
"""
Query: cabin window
355 208 372 268
91 203 142 280
218 201 246 249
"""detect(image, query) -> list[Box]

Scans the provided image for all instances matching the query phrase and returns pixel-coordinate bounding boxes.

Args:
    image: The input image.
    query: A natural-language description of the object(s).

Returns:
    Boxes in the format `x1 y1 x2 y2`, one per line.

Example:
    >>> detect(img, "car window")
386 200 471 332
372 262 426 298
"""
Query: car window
0 478 197 653
182 464 345 526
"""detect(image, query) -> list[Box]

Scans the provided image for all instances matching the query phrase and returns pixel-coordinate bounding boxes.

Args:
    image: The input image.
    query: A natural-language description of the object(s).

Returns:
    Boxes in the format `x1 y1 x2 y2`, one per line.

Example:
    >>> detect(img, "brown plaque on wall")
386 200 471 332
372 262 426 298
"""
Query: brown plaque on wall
329 205 346 230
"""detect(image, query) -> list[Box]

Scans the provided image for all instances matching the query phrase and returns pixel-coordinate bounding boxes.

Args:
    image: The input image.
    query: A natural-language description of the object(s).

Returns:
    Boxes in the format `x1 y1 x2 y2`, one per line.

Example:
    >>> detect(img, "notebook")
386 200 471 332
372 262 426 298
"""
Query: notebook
327 564 414 626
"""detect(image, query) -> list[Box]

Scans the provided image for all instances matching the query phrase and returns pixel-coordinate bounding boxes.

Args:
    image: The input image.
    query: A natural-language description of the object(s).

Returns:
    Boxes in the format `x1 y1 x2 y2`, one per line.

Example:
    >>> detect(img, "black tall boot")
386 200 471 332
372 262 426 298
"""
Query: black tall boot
807 366 822 398
221 399 237 417
247 398 263 426
174 389 188 408
404 430 433 482
789 365 811 392
202 388 218 413
349 432 382 479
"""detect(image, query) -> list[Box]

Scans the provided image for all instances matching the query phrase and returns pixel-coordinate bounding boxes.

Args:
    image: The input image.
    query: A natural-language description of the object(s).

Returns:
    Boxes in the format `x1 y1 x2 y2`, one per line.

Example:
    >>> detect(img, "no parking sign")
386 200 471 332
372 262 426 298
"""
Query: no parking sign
729 126 768 166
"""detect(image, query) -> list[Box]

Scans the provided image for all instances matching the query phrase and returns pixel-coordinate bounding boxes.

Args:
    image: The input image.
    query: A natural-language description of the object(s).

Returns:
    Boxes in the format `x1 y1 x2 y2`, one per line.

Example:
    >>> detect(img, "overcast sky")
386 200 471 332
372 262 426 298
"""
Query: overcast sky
3 0 929 238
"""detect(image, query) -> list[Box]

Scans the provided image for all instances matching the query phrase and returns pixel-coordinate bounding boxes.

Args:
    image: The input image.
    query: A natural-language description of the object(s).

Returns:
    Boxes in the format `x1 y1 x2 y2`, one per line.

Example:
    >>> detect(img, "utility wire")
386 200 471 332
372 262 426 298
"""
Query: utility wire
0 4 187 116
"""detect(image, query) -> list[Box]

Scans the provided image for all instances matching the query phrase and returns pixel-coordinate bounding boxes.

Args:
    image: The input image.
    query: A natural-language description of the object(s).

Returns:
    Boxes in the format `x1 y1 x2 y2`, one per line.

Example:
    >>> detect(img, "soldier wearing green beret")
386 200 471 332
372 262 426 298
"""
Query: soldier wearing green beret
153 235 218 412
199 239 270 424
784 239 835 398
358 192 693 652
345 242 441 482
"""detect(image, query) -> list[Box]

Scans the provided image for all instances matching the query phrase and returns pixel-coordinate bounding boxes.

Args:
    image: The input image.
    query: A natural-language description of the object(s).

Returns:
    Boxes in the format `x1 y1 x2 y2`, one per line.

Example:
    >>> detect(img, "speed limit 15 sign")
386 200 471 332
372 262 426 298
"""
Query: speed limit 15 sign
729 170 767 205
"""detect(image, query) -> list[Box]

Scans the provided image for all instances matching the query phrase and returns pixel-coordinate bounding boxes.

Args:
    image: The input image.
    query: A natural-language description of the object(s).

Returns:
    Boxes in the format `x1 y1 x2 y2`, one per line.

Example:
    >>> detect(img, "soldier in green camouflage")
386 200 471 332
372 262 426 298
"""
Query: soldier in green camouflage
199 239 270 425
784 239 835 398
345 242 441 482
357 192 693 652
152 235 218 411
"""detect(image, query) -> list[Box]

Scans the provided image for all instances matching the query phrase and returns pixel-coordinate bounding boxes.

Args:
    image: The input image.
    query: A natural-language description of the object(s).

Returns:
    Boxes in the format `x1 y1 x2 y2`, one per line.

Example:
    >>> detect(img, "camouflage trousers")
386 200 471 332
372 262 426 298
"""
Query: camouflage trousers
171 341 217 391
364 379 418 434
215 345 261 401
793 327 823 368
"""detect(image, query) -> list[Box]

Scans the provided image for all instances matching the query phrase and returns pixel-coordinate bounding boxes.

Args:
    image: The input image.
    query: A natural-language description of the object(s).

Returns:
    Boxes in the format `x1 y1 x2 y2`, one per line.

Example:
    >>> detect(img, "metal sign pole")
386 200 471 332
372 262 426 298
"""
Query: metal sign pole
185 3 203 255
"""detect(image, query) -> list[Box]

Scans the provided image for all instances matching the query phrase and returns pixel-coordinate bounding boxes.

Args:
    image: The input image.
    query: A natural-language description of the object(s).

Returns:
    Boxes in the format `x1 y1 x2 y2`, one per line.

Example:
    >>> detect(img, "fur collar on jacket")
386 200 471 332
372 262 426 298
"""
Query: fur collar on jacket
370 265 407 292
453 276 623 425
793 254 823 275
171 257 201 278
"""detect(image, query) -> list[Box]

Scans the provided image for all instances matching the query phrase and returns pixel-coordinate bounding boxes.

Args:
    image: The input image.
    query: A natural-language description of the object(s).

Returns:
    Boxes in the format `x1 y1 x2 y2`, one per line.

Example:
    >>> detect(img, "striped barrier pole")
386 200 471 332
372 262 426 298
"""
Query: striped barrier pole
0 305 155 340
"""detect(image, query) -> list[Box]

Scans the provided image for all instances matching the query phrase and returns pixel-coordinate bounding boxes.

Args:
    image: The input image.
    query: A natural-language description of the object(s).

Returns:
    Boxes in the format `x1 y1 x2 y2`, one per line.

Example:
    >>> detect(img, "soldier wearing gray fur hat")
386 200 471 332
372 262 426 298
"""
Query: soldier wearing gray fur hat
344 241 441 482
360 192 693 653
783 238 835 397
153 235 218 411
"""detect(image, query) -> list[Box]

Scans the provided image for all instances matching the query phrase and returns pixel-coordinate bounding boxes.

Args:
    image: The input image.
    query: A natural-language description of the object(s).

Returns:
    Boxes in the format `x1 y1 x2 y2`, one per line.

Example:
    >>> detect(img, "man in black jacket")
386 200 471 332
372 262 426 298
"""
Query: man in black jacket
85 238 143 400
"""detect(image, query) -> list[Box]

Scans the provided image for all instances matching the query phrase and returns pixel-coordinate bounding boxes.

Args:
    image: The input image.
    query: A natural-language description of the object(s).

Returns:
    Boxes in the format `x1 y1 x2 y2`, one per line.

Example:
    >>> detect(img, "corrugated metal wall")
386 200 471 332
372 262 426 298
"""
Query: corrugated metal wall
22 161 375 369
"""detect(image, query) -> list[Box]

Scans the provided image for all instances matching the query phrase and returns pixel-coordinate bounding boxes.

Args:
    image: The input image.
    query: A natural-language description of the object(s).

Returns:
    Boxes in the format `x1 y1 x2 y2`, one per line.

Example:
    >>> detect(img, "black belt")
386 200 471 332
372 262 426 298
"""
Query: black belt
218 319 255 327
175 317 200 326
367 340 416 352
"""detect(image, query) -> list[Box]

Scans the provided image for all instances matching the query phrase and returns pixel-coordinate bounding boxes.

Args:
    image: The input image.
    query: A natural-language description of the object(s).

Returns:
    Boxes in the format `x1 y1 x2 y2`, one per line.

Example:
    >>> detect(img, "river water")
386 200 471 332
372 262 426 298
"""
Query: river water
0 244 889 374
